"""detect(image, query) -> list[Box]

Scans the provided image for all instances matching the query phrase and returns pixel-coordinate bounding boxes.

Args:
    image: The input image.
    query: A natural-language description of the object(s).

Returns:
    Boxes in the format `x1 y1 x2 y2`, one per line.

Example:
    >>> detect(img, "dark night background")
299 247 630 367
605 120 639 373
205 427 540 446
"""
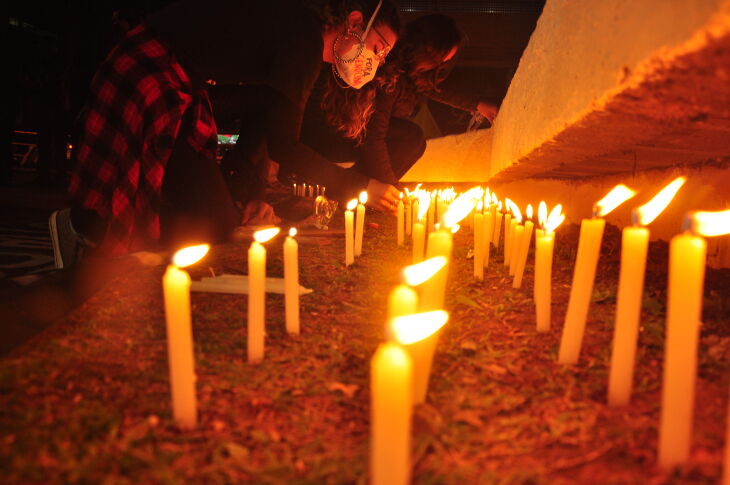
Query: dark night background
6 0 544 188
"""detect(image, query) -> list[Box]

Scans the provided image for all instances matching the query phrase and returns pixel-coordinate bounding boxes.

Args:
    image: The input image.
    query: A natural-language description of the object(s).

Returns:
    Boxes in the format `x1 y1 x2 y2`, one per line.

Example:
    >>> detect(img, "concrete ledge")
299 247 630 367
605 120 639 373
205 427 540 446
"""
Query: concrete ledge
401 129 493 183
490 0 730 181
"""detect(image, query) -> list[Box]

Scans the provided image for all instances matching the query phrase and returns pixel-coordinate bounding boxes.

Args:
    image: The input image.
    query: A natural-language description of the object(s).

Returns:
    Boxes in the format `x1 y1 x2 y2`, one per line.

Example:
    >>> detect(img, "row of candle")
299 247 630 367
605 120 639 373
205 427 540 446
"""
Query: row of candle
162 226 304 427
393 180 730 473
292 182 326 198
372 190 482 483
160 179 728 478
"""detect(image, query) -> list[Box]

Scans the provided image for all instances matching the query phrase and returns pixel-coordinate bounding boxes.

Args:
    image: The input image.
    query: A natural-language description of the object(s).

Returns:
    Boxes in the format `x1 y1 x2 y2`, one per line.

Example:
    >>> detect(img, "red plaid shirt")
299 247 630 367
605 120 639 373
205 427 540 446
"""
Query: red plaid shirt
69 24 217 256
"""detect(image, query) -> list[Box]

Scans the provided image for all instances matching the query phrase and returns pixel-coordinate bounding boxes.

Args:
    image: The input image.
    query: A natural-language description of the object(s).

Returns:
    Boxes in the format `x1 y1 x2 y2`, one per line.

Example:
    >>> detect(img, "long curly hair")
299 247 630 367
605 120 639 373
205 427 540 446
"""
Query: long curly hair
308 0 400 143
322 13 464 144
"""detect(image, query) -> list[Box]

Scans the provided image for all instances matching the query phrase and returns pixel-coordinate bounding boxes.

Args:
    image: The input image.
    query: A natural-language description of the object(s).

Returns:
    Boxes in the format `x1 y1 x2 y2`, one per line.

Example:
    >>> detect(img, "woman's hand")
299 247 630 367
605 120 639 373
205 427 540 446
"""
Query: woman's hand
365 178 401 214
476 101 498 125
240 200 281 226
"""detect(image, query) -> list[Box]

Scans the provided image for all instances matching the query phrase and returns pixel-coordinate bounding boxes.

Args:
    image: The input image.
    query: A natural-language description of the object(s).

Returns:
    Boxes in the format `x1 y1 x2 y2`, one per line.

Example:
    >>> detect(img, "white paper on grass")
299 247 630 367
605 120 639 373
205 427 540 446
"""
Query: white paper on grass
190 275 313 295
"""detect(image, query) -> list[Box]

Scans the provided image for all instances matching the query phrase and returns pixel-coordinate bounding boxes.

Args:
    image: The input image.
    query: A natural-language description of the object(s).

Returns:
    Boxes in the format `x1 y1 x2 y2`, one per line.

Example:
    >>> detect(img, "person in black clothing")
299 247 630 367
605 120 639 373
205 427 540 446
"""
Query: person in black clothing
302 13 499 188
49 0 401 268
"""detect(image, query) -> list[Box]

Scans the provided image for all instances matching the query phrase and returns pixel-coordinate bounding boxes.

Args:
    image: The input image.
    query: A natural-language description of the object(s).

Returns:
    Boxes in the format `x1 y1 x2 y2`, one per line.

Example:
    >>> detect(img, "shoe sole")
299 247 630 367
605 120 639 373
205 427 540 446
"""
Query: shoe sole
48 211 64 269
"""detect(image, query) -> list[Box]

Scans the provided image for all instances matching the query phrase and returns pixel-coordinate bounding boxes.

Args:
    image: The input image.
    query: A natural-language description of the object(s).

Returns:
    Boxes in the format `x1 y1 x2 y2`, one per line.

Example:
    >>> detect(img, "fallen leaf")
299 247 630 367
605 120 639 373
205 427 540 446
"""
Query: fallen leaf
328 381 359 399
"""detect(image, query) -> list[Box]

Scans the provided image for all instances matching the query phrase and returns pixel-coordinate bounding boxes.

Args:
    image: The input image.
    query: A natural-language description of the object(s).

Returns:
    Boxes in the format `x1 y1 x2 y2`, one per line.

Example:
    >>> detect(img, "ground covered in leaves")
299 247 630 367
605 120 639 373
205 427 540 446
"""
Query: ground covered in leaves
1 208 729 484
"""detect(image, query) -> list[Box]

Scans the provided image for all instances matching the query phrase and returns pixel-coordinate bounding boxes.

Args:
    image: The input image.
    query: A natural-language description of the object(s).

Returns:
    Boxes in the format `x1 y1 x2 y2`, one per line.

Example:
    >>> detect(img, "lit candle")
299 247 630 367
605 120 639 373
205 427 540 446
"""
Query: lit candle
421 189 478 310
412 198 427 264
534 203 564 332
370 342 412 485
292 183 297 196
345 198 357 266
513 204 535 288
394 255 446 322
163 244 209 428
507 201 523 276
355 191 368 257
248 227 280 363
503 206 514 266
427 191 436 233
421 230 452 311
558 185 636 364
405 193 412 237
658 209 730 468
308 185 314 198
473 202 485 280
284 227 300 335
492 200 503 248
609 177 685 406
483 205 495 269
388 285 418 320
391 310 449 404
397 193 405 246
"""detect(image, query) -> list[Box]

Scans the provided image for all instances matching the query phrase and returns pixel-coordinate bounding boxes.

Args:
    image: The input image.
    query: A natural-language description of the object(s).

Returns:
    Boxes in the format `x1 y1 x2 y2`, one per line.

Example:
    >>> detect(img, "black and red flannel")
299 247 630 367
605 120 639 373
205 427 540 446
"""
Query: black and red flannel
69 24 218 256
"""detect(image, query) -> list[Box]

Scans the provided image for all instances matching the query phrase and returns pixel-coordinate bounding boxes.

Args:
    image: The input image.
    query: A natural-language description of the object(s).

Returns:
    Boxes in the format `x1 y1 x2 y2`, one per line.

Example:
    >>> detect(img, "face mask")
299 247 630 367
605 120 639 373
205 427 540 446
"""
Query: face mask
332 0 384 89
333 39 379 89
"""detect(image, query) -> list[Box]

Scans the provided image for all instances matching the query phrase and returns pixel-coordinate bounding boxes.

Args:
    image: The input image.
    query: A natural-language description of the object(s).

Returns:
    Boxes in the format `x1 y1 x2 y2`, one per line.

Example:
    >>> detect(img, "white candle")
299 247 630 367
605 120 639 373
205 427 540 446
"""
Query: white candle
534 203 564 332
248 228 280 363
412 220 426 264
163 244 209 428
492 202 503 247
559 185 636 365
473 210 485 280
405 198 412 237
420 230 452 311
355 191 368 257
345 199 357 266
397 195 404 246
370 343 412 485
391 310 449 404
503 213 513 266
512 219 533 288
483 209 494 268
610 177 685 406
284 227 300 335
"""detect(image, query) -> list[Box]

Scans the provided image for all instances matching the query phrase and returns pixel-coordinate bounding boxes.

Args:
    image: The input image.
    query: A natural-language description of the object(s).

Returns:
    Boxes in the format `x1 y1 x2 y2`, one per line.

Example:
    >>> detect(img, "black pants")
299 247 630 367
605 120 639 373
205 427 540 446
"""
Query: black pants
71 107 241 251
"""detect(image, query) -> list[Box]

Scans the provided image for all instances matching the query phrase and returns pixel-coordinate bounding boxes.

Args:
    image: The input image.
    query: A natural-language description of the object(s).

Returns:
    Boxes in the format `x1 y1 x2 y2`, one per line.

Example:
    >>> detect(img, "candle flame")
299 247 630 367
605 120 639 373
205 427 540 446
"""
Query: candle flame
546 204 565 233
507 200 522 223
476 200 484 212
689 209 730 236
527 204 533 220
402 256 447 286
254 227 280 243
399 192 403 200
417 192 430 221
359 191 368 204
289 227 297 237
391 310 449 345
451 224 460 234
538 201 547 228
173 244 210 267
594 184 636 217
443 188 480 227
635 177 686 226
491 192 498 205
498 200 503 211
347 198 358 211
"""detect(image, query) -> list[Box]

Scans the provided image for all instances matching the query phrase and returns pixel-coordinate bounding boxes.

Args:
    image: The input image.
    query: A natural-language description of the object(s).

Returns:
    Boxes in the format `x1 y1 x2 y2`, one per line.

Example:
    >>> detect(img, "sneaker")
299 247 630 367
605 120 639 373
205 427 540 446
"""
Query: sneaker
48 208 85 269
